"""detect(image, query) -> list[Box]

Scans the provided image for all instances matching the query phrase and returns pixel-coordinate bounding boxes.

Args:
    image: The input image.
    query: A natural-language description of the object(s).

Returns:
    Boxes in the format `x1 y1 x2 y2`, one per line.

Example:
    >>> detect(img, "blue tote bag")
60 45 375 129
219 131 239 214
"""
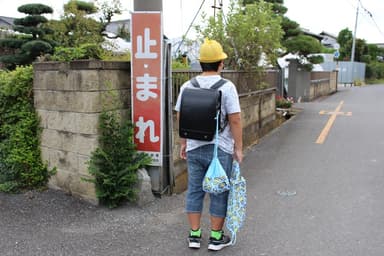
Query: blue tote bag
202 112 230 194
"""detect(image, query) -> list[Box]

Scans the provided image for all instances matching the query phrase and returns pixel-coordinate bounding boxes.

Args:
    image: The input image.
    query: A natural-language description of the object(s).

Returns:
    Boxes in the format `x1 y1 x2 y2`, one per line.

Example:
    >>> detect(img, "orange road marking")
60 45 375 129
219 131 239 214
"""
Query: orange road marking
316 101 351 144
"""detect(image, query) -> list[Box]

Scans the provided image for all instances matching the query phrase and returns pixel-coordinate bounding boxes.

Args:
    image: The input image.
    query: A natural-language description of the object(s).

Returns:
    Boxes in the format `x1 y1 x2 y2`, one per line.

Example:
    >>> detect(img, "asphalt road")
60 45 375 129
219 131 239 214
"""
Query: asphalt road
1 84 384 256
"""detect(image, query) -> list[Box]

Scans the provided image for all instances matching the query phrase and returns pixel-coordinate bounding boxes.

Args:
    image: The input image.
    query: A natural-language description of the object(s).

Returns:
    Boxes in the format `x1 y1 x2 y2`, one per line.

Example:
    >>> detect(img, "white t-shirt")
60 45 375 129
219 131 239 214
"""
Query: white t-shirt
174 75 241 154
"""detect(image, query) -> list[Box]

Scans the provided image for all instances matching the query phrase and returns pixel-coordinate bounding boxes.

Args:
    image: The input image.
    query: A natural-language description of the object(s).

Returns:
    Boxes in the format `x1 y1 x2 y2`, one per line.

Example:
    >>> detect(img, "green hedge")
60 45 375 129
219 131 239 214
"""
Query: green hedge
0 66 52 192
366 62 384 80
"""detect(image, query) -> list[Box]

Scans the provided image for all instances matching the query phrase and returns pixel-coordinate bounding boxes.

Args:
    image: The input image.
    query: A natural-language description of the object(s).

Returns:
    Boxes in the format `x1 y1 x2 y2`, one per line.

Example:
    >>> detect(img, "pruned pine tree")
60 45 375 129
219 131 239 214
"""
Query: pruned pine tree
0 3 54 69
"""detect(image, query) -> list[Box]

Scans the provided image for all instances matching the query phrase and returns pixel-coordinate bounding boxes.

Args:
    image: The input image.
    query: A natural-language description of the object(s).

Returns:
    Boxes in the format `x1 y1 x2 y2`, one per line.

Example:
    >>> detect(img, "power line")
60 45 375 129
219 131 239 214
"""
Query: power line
358 0 384 41
175 0 206 54
344 0 384 42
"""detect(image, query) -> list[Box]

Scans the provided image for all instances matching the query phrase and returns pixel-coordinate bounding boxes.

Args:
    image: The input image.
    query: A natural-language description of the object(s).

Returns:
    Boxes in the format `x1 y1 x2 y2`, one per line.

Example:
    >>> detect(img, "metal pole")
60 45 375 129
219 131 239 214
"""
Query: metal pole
351 1 359 62
213 0 216 20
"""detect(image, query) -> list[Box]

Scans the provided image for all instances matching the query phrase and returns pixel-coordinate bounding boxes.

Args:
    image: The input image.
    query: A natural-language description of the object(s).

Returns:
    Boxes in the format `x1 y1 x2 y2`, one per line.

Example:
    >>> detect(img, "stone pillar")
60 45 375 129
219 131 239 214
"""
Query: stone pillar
33 60 131 204
287 59 310 102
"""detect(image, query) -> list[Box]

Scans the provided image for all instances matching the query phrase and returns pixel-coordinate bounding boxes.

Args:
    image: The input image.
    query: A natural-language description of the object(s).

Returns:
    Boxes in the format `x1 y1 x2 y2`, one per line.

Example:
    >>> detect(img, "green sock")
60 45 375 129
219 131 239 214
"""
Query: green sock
190 228 201 237
210 230 223 240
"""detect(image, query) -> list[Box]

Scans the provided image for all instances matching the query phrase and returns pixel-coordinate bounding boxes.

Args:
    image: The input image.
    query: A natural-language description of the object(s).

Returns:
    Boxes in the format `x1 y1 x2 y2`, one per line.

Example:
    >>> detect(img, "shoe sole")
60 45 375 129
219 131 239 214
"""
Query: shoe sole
208 243 231 251
188 241 201 249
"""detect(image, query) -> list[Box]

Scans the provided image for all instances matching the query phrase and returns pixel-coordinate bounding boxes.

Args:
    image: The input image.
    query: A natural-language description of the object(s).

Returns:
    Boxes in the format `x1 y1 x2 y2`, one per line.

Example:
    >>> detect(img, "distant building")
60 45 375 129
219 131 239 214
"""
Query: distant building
301 28 323 41
319 31 339 49
301 28 340 49
105 19 130 38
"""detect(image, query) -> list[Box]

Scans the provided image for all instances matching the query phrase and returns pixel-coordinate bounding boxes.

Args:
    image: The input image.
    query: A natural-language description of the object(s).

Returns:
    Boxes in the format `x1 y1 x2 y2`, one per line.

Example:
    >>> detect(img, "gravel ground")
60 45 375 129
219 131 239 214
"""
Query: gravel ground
0 189 200 256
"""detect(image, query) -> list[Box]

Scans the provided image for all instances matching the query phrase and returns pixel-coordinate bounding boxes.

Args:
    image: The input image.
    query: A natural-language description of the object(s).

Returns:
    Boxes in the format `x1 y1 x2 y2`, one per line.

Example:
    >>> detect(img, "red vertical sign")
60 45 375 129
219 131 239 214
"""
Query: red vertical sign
131 12 163 166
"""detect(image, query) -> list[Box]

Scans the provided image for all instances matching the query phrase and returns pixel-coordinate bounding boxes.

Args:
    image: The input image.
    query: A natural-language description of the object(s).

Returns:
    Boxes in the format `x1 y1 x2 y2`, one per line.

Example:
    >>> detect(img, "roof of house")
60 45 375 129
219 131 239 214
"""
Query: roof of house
320 31 337 40
301 28 323 41
0 16 15 26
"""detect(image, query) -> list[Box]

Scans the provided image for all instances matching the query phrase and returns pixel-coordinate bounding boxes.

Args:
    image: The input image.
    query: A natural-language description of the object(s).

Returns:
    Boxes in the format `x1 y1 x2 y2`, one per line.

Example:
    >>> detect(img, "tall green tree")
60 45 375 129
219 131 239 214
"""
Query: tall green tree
197 0 283 71
337 28 368 62
337 28 353 61
241 0 322 69
44 0 103 48
44 0 124 48
0 3 54 69
242 0 300 41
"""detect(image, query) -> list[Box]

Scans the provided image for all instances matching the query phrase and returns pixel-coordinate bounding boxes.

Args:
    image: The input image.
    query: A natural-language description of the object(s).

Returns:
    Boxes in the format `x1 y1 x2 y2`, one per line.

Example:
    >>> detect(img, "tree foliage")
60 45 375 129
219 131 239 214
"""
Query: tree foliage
337 28 353 61
44 0 103 48
44 0 123 50
337 28 369 62
284 35 323 57
196 0 283 71
239 0 322 70
0 66 54 192
17 4 53 15
96 0 123 37
0 3 54 69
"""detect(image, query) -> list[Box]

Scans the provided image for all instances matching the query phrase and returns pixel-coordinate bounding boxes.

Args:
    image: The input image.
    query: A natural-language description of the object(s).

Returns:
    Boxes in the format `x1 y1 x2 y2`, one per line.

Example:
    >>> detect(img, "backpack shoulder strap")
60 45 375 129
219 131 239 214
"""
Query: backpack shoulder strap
190 78 227 89
210 79 227 90
190 77 200 88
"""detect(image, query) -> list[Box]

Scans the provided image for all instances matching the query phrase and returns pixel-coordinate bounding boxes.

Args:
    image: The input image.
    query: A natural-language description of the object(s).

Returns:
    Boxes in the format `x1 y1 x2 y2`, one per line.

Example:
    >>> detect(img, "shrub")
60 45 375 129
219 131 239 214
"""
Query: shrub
87 110 152 208
366 62 384 80
0 66 53 192
276 95 293 108
51 43 104 62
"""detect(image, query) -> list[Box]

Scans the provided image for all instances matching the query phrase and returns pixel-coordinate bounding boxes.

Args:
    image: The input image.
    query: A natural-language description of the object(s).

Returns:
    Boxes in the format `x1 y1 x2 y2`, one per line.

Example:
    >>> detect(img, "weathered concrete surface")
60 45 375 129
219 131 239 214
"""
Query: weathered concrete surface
33 61 131 203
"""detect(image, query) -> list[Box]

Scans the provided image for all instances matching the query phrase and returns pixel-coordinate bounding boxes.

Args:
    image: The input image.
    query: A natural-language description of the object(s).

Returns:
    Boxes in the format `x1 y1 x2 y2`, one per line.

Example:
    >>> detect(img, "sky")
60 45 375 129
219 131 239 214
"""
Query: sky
1 0 383 44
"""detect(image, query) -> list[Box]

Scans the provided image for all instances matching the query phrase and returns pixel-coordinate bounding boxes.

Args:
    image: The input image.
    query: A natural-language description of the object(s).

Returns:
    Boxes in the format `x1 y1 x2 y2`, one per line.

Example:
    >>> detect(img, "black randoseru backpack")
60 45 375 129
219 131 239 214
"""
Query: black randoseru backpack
179 77 227 141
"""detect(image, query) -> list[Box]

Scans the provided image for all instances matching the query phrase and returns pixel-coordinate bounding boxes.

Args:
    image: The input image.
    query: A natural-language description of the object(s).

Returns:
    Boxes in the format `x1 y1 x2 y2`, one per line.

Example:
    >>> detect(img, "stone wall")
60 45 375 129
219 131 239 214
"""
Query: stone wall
33 60 131 204
306 71 338 101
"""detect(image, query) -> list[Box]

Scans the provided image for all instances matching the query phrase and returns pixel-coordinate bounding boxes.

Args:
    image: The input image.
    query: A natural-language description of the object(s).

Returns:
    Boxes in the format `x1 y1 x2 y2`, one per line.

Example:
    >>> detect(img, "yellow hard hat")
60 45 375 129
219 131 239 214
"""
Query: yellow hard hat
199 38 227 63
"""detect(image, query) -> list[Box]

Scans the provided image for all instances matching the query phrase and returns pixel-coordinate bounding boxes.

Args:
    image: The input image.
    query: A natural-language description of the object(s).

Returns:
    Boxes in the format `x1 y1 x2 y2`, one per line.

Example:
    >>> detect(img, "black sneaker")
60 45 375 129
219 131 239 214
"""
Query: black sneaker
188 234 201 249
208 233 232 251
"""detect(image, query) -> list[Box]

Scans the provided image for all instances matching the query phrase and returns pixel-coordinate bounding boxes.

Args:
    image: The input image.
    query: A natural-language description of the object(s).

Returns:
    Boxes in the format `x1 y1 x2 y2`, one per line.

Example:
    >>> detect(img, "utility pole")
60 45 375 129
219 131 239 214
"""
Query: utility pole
212 0 222 21
351 0 359 62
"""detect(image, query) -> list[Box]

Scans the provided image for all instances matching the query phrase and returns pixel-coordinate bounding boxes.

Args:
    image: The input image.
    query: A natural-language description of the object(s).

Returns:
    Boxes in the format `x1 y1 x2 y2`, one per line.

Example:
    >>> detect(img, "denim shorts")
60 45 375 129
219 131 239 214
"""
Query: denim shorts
185 144 233 218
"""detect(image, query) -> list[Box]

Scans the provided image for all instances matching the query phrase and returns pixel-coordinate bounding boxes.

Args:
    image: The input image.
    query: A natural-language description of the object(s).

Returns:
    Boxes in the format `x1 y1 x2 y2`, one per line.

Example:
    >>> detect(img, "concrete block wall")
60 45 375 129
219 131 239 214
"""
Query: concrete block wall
307 71 338 101
33 60 131 203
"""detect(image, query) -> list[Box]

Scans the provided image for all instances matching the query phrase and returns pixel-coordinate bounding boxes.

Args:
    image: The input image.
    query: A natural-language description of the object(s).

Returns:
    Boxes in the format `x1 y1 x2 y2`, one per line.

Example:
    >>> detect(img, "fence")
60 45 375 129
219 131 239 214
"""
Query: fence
320 61 366 84
171 69 280 104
